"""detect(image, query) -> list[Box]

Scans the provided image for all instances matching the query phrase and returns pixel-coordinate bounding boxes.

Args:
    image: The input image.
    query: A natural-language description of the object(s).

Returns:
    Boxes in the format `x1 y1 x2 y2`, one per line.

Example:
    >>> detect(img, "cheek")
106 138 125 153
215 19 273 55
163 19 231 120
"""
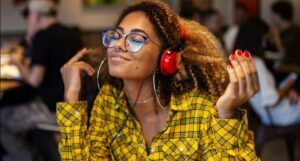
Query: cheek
137 46 161 72
135 54 158 72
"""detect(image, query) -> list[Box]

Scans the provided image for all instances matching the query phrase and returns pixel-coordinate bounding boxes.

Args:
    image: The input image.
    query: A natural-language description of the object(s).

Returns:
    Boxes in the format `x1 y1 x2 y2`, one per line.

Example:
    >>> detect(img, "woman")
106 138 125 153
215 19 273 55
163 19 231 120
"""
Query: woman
57 1 260 160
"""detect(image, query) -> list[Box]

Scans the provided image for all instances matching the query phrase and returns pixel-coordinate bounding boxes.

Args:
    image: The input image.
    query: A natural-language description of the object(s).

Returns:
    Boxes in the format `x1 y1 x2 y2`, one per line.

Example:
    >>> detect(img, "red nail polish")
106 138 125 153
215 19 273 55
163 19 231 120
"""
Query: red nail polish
230 54 235 61
227 64 232 69
235 49 243 56
244 50 251 58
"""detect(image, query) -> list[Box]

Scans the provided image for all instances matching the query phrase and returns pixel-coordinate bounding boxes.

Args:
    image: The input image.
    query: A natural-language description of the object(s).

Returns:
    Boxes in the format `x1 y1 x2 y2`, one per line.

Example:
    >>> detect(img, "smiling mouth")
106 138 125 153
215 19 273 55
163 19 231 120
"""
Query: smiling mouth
110 54 132 61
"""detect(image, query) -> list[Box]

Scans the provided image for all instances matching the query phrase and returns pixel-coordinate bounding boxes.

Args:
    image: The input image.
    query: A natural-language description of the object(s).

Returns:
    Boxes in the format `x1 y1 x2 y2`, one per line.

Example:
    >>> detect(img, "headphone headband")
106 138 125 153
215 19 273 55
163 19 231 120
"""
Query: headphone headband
178 22 187 42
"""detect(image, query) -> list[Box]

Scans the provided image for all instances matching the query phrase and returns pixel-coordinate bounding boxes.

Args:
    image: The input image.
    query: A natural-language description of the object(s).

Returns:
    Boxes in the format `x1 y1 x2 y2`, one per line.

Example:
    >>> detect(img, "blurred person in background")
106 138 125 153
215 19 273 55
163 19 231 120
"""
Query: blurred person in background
11 0 82 112
190 0 212 22
180 0 212 23
234 17 300 157
1 0 83 161
202 8 225 49
270 1 300 92
0 6 40 161
233 3 249 27
223 3 249 54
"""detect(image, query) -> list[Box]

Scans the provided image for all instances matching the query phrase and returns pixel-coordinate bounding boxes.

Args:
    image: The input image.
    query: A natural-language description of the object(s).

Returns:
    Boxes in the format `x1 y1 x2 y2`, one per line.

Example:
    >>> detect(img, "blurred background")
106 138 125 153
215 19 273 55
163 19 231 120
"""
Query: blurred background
1 0 300 161
2 0 300 47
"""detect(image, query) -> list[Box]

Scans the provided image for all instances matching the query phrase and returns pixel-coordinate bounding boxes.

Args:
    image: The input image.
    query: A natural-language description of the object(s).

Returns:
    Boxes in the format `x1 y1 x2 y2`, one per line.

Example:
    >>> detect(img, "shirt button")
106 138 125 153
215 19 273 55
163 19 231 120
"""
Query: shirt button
150 147 155 153
138 143 144 147
117 133 121 137
74 111 79 116
169 111 173 115
179 147 184 152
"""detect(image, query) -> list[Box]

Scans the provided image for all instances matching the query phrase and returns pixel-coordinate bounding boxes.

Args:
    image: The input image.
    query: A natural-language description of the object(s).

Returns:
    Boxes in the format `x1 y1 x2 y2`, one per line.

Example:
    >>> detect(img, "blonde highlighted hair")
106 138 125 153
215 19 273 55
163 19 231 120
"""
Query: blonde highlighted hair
102 0 229 105
175 19 229 100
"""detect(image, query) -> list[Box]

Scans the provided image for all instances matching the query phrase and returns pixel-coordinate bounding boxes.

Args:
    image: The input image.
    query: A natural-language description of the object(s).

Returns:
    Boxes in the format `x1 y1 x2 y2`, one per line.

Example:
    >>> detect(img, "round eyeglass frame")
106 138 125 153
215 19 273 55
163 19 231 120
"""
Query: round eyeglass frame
101 29 161 53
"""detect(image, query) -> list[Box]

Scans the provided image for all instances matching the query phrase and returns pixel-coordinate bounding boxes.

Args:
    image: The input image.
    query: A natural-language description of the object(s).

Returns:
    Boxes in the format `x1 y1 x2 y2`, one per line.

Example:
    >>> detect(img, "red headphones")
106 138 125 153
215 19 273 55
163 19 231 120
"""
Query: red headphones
160 23 187 76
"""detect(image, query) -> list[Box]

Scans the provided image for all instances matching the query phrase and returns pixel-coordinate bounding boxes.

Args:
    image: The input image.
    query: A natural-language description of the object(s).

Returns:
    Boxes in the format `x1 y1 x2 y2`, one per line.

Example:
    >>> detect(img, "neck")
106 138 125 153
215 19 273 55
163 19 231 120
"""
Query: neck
278 21 292 31
123 77 153 102
123 77 157 114
39 17 58 29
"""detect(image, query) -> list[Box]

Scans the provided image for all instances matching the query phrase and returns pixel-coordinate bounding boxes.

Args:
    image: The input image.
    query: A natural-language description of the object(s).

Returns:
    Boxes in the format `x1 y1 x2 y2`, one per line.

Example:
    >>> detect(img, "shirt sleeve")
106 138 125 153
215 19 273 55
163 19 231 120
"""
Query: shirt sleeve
203 106 260 160
56 93 110 161
254 58 279 107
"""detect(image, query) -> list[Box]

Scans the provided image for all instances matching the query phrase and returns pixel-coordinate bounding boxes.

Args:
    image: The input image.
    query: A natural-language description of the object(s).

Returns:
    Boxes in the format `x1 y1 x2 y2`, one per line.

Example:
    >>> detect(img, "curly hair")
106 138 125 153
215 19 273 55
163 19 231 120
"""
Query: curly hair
100 0 229 106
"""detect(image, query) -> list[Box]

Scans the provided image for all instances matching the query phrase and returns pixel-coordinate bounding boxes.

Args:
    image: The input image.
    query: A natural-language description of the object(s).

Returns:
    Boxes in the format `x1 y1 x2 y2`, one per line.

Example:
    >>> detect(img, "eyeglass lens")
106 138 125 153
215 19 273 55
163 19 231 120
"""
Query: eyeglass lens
102 30 147 53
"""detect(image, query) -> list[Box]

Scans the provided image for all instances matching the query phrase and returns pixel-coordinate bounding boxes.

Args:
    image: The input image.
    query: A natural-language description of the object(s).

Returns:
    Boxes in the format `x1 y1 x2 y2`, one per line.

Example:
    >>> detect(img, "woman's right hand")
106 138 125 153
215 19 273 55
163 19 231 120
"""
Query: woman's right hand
60 48 95 104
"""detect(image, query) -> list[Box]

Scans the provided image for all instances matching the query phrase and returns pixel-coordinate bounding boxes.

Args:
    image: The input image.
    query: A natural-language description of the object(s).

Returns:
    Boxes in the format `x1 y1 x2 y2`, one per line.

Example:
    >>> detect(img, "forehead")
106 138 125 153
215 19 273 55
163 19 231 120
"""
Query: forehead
118 11 155 35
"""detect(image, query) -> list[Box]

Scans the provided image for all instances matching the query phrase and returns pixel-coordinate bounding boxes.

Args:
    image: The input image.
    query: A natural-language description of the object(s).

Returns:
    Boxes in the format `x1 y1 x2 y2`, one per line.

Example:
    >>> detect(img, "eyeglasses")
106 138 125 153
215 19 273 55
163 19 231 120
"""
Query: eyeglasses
102 29 160 53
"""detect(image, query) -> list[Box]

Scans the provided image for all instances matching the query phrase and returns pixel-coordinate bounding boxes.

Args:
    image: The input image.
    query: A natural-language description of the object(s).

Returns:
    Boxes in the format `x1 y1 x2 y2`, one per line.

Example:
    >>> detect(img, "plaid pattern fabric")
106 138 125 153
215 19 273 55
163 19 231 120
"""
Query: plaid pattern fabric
57 84 260 161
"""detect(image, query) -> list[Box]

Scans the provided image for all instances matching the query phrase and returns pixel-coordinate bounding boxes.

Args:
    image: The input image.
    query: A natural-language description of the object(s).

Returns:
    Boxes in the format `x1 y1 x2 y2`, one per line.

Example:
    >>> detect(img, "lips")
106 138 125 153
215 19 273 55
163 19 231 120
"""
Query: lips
110 54 132 62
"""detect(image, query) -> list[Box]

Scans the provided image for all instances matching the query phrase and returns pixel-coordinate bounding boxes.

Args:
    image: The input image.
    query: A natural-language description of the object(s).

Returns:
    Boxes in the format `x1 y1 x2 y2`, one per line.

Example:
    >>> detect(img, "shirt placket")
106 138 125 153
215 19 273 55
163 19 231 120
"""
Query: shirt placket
147 109 175 160
129 115 148 159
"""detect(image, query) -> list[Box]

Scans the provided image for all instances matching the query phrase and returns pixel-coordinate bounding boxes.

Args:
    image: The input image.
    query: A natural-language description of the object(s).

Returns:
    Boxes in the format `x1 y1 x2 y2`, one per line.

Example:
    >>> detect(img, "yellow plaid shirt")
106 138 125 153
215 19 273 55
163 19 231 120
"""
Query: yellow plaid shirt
57 84 260 160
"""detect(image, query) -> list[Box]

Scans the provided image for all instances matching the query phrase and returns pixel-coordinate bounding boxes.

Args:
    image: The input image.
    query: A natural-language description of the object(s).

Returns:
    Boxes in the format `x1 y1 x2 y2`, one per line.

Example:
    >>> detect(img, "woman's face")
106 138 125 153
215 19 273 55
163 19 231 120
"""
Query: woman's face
107 11 162 80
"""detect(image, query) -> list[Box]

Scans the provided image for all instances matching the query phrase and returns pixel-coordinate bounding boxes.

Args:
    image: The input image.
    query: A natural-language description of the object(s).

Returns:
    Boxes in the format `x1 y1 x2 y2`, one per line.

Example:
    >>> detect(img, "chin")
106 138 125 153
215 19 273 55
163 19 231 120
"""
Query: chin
108 65 131 79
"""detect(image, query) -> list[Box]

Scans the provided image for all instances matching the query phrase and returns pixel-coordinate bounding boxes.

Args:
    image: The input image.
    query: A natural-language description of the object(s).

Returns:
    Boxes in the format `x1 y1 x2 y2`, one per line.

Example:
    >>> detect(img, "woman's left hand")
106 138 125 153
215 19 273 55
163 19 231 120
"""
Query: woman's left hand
216 50 260 119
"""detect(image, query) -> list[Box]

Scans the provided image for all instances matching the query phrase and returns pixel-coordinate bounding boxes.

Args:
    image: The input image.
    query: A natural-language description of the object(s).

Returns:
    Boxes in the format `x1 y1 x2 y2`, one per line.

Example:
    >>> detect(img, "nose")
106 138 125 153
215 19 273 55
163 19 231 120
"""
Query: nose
113 36 127 52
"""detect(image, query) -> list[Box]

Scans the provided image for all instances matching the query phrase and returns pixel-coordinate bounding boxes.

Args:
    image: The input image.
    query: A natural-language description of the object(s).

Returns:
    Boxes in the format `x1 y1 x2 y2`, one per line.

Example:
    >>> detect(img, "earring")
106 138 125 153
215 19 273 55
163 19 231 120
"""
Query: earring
152 70 164 109
97 57 107 90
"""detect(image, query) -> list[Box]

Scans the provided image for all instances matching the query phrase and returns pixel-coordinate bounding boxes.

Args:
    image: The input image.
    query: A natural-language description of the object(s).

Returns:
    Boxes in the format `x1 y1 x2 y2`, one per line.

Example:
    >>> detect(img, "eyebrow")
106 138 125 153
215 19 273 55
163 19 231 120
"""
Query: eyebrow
116 26 149 37
131 29 149 37
116 26 124 32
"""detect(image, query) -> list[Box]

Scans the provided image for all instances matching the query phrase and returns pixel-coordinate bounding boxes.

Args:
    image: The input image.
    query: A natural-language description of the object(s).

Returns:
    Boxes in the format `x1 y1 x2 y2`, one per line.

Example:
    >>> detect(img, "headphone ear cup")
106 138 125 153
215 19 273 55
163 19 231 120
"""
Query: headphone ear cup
160 47 179 76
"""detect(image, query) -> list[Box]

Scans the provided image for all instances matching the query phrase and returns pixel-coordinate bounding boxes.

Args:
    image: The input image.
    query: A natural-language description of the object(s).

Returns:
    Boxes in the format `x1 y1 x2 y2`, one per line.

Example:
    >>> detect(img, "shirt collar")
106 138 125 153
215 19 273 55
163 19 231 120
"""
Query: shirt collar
101 84 126 110
170 90 195 111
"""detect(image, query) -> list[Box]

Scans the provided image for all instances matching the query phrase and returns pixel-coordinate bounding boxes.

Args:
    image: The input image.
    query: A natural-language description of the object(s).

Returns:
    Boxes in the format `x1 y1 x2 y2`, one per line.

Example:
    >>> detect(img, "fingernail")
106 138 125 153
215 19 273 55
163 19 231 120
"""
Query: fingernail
230 54 235 61
227 64 232 69
244 50 251 58
235 49 243 56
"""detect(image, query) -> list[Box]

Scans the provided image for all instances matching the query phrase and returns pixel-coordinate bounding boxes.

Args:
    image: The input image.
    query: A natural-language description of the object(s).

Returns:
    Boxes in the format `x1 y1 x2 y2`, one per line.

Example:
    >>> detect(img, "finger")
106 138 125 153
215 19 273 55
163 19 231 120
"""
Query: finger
78 62 95 74
230 53 246 96
67 48 89 64
244 50 260 92
73 64 94 76
235 49 255 97
226 63 239 94
74 61 95 76
75 62 95 76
